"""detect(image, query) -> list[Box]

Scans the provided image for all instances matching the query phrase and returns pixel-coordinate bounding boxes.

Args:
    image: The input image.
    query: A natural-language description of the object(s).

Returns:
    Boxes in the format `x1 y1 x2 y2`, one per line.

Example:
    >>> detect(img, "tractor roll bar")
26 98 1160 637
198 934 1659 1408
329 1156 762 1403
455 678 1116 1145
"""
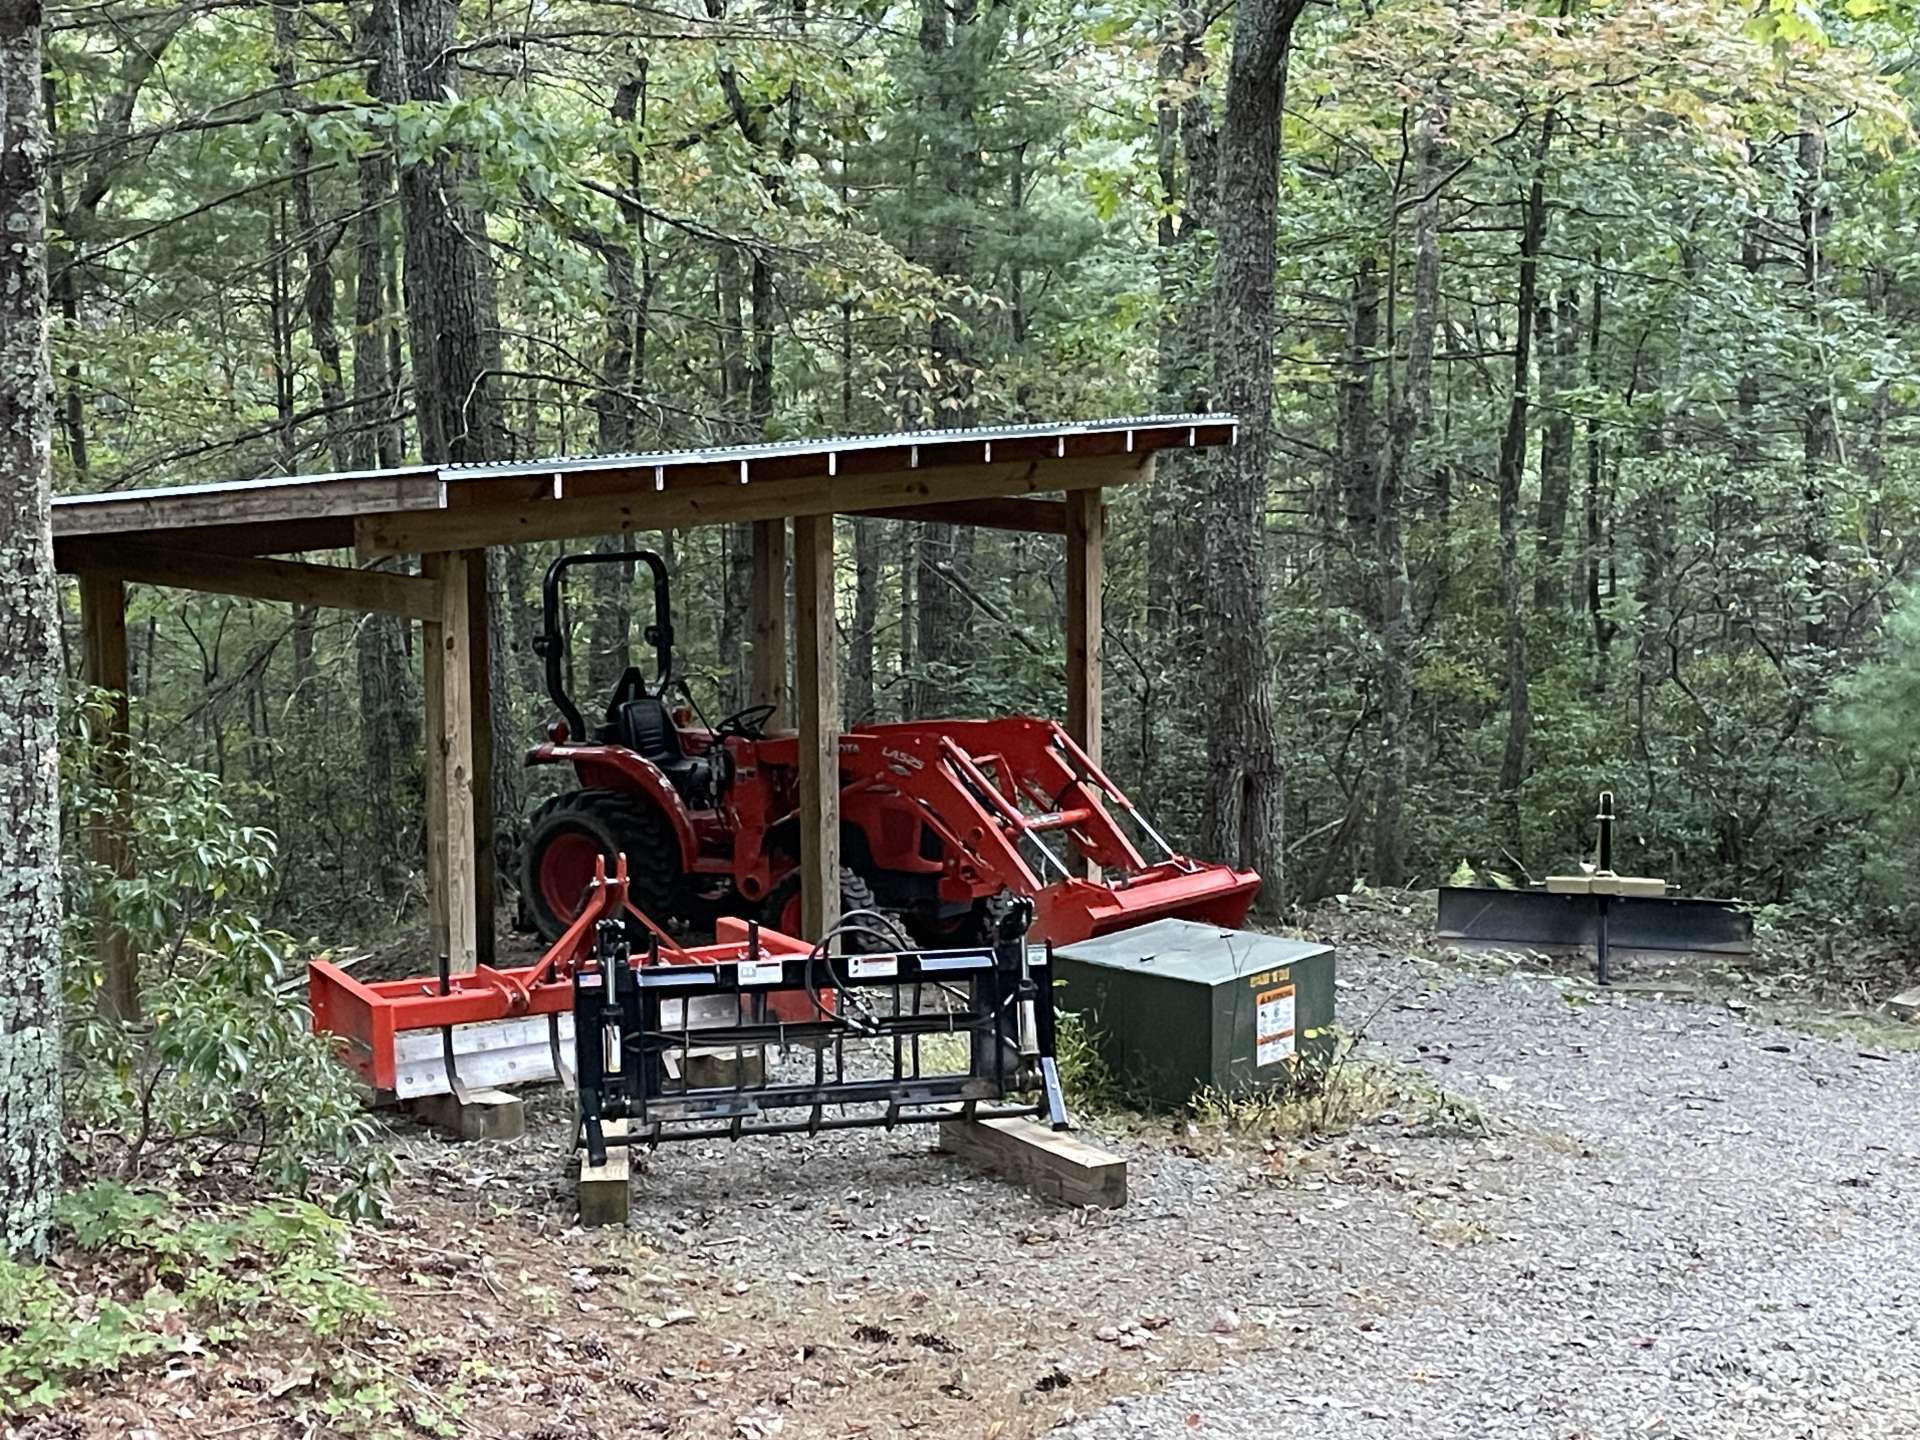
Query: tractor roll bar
534 549 674 742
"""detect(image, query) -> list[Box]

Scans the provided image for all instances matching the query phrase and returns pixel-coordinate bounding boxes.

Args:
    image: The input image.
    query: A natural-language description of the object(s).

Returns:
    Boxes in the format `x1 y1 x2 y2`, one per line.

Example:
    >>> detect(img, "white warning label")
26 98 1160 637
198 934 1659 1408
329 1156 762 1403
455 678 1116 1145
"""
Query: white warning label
1256 985 1296 1067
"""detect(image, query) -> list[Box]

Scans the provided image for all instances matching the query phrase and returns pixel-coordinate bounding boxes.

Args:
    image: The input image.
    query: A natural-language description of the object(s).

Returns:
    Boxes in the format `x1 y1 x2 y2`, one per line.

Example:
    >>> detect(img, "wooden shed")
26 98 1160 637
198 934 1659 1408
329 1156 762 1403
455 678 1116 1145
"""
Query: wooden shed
52 415 1236 1008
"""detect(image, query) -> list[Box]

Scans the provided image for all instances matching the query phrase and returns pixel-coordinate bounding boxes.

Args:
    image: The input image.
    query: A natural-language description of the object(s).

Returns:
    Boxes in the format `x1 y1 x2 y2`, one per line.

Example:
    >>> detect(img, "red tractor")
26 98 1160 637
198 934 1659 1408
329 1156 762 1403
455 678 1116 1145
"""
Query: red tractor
520 549 1259 946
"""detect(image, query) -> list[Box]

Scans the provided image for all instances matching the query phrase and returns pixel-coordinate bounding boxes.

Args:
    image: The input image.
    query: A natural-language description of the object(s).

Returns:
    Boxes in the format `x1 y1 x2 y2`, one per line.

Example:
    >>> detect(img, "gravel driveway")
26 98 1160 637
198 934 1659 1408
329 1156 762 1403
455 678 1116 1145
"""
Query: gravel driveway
383 937 1920 1439
1067 945 1920 1439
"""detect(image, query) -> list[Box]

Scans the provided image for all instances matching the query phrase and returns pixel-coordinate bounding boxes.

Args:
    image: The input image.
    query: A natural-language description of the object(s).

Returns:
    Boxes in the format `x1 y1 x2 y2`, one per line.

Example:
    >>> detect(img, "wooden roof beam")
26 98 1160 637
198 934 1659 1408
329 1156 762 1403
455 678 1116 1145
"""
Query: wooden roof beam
53 469 444 539
354 455 1147 558
850 496 1068 534
69 542 437 620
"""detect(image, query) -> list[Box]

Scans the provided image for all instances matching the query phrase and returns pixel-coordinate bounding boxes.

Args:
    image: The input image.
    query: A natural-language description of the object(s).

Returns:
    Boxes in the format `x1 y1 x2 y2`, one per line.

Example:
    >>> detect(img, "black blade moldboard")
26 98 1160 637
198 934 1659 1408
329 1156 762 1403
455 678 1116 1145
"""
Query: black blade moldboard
1436 886 1752 956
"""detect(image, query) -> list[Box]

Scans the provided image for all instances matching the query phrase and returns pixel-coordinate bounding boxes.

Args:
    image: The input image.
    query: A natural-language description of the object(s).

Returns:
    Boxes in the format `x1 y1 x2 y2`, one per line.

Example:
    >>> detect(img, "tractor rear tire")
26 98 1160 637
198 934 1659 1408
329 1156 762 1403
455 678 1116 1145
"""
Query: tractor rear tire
522 789 682 943
761 867 891 950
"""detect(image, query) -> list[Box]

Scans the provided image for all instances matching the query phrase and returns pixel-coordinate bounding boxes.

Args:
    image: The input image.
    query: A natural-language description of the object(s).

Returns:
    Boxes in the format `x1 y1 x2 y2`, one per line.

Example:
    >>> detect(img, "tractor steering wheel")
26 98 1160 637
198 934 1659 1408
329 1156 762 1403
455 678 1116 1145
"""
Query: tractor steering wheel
713 702 778 740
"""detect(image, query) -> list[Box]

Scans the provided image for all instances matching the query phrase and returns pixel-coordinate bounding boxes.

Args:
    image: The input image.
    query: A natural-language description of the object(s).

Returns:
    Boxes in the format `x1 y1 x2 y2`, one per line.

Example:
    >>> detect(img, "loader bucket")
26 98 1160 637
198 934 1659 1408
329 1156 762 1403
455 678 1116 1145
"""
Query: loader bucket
1033 862 1262 945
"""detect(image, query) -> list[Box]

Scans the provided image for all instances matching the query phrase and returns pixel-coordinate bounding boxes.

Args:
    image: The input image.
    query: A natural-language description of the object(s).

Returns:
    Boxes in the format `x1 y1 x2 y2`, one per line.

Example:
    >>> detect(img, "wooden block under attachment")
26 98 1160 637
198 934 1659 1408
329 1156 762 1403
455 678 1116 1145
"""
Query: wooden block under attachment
406 1086 525 1142
578 1119 631 1227
937 1118 1127 1209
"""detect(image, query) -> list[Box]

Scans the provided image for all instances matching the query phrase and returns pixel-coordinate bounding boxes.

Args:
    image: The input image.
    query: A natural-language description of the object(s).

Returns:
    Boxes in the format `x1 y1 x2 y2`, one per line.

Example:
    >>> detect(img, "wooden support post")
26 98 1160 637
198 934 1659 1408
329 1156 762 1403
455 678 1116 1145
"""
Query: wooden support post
749 518 788 726
80 573 138 1022
1065 488 1104 769
793 513 839 940
421 552 479 974
938 1117 1128 1208
465 553 496 967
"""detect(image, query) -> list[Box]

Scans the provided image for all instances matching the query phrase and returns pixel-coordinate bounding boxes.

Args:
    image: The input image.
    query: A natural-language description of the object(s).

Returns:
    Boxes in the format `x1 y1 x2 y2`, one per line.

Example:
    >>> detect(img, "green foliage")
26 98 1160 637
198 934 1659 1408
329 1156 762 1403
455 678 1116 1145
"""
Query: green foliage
0 1182 382 1414
39 0 1920 975
1185 1032 1486 1143
1050 1005 1120 1112
1822 586 1920 930
62 692 393 1218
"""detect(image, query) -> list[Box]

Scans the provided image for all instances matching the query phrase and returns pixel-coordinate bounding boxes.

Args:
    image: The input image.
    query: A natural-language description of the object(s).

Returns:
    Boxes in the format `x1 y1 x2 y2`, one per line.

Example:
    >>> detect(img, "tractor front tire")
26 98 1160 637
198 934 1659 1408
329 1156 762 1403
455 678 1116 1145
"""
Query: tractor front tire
522 789 682 943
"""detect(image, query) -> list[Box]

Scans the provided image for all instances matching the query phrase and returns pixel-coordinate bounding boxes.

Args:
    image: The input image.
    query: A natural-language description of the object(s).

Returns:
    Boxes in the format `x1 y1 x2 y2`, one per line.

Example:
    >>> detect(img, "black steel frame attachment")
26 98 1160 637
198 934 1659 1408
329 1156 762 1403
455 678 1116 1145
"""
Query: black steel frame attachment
573 902 1071 1164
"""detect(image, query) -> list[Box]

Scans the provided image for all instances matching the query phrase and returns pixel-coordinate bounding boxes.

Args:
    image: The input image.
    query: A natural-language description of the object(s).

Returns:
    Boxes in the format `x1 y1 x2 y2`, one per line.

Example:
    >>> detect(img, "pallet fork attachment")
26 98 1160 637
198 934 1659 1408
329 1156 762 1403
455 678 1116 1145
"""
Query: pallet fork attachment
573 898 1071 1163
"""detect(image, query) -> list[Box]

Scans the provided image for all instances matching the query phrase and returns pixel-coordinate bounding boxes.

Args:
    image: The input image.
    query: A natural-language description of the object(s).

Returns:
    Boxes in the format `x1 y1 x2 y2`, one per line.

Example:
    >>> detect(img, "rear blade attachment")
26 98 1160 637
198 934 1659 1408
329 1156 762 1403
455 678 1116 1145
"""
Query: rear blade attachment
308 853 815 1100
573 899 1070 1161
1434 791 1752 984
1435 887 1753 961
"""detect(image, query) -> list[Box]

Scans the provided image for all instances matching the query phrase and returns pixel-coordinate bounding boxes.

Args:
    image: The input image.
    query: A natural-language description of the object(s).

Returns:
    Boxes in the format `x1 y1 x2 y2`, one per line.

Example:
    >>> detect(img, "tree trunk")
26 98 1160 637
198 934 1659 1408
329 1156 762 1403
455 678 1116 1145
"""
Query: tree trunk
1371 105 1441 889
393 0 504 465
1580 270 1615 686
849 519 880 724
42 76 86 482
1496 111 1553 844
0 0 62 1255
1339 252 1380 548
895 520 915 704
583 67 648 702
274 0 350 473
1798 118 1831 652
1533 290 1576 609
1198 0 1302 909
912 522 973 716
1147 9 1213 640
390 0 516 897
901 0 985 715
348 0 415 898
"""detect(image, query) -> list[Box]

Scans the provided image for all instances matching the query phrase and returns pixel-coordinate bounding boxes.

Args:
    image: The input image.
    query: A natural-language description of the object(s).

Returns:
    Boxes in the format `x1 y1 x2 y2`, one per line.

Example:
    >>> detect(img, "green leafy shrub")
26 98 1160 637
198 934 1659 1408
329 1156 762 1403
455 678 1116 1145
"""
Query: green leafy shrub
62 690 393 1217
1822 586 1920 934
0 1182 383 1413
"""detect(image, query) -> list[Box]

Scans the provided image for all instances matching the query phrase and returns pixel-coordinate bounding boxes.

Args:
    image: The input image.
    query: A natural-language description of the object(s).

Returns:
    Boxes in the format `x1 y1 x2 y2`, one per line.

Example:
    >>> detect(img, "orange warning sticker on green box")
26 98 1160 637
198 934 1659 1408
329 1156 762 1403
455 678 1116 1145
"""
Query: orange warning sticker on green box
1256 985 1296 1066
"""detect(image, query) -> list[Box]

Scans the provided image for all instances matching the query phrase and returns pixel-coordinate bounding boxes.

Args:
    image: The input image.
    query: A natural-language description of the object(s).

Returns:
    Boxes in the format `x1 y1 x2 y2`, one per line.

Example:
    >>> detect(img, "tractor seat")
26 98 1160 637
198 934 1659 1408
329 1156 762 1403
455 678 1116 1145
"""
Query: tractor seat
600 692 730 806
611 695 686 767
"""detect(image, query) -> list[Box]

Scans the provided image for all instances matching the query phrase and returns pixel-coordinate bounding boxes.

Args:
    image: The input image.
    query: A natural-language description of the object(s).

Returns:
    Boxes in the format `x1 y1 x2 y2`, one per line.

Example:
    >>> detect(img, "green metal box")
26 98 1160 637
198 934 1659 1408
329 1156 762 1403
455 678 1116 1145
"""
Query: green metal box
1052 920 1336 1109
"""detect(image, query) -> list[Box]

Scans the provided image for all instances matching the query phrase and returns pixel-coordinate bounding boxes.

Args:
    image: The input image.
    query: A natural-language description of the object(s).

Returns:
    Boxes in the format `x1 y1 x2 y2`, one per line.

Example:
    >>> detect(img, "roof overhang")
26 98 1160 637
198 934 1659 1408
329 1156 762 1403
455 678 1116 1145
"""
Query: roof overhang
53 415 1237 567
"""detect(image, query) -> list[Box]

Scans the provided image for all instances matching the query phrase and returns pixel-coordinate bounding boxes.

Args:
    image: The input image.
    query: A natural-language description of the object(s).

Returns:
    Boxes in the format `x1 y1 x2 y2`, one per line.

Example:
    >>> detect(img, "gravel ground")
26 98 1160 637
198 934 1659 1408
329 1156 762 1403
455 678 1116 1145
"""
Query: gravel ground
390 940 1920 1438
1067 945 1920 1440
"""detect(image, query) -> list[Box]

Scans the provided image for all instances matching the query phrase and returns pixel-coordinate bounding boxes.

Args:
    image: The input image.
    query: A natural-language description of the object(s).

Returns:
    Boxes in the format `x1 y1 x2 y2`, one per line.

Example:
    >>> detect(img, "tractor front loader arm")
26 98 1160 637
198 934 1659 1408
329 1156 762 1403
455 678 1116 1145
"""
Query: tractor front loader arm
841 717 1261 942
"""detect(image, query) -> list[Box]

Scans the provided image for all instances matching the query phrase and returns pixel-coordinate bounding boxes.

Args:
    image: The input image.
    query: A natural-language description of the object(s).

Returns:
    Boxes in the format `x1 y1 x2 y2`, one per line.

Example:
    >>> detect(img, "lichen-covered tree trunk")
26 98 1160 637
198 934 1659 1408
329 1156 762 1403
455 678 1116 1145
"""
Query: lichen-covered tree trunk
0 0 63 1257
1198 0 1302 911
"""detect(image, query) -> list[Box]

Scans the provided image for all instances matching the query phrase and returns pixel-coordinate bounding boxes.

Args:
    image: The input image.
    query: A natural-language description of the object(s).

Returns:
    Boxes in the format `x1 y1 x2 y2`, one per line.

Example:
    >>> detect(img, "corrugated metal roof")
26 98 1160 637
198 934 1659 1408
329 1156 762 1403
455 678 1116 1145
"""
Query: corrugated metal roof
52 413 1237 549
437 413 1234 479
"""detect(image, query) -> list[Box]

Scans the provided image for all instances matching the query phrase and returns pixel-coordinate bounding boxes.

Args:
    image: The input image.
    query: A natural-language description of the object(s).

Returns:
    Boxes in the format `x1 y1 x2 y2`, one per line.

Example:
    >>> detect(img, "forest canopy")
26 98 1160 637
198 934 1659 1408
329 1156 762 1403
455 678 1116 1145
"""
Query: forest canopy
44 0 1920 935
